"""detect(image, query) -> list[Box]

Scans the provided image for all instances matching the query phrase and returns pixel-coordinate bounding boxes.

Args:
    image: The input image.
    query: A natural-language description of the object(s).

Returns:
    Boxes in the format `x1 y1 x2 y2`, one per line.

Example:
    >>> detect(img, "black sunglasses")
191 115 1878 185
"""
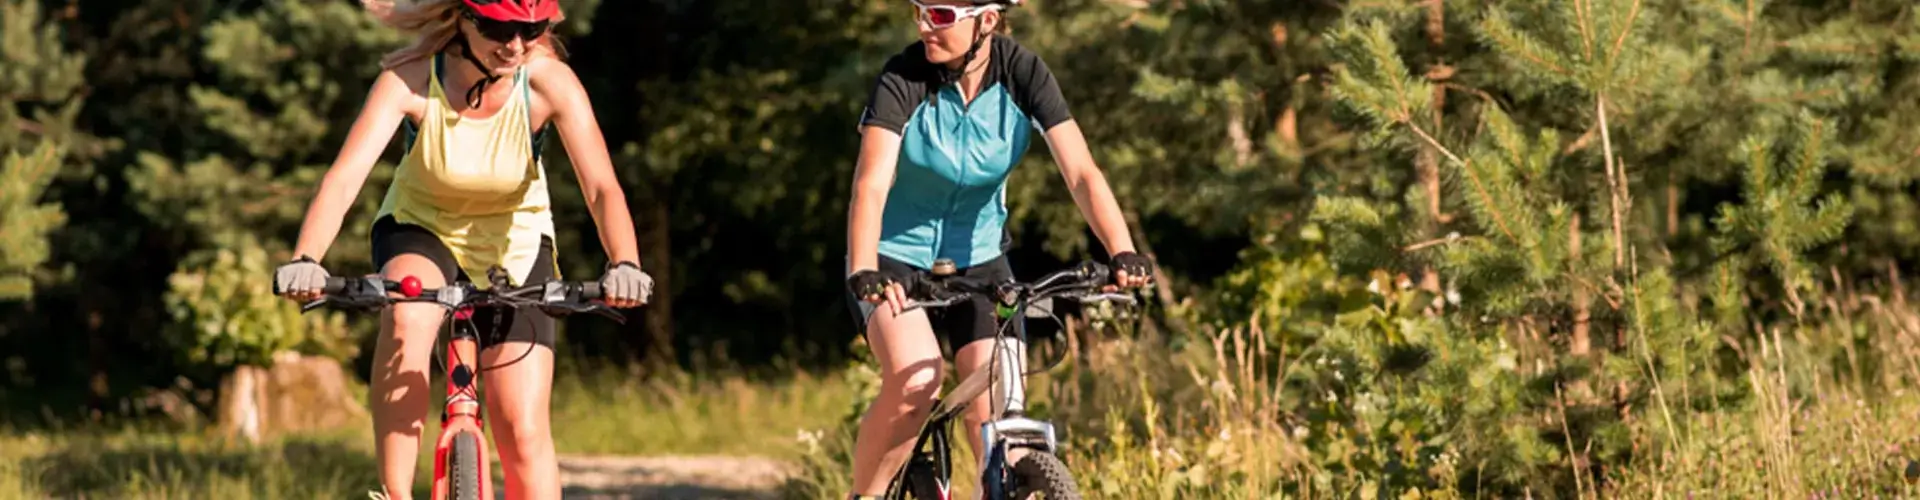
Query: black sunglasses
463 9 552 43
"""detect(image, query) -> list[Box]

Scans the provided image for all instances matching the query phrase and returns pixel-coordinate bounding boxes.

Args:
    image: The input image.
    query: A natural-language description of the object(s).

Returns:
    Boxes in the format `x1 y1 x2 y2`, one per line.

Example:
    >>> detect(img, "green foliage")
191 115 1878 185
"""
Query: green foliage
0 0 88 151
1709 111 1854 317
0 143 66 300
194 1 404 163
0 0 87 302
162 239 350 372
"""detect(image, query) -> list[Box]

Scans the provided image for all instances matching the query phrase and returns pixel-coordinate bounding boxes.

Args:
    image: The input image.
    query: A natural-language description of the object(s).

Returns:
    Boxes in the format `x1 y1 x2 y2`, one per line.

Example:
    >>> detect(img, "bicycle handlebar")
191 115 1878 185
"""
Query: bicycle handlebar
295 274 625 324
902 260 1137 313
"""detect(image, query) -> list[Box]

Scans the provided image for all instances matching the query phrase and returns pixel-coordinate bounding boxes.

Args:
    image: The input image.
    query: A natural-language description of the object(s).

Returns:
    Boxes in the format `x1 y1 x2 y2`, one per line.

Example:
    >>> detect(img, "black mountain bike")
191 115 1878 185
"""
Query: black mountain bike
281 267 624 500
882 259 1138 500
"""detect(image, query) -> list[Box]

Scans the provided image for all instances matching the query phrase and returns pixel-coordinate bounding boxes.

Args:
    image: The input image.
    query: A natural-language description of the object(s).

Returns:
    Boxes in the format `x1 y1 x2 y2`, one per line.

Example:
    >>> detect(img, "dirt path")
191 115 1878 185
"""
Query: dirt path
494 454 798 499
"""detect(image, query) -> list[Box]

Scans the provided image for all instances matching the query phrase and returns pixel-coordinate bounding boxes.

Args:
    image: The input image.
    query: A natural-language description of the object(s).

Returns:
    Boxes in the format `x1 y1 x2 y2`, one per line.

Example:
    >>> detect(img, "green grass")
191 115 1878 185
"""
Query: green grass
549 366 853 458
11 328 1920 499
0 364 853 500
0 427 380 499
776 322 1920 499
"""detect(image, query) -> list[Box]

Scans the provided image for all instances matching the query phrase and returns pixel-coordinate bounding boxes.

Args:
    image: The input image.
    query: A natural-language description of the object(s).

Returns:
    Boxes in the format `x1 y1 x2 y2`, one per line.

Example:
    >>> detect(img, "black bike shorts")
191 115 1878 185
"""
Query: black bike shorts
845 254 1014 350
370 215 557 349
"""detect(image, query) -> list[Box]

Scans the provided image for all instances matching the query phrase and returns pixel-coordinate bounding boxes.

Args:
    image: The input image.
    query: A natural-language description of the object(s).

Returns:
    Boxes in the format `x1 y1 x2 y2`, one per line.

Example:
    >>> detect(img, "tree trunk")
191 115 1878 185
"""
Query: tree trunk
637 198 675 371
217 351 366 444
1570 212 1592 359
1124 209 1187 338
86 303 107 419
1570 212 1596 406
1418 0 1449 302
1667 170 1680 237
220 364 263 444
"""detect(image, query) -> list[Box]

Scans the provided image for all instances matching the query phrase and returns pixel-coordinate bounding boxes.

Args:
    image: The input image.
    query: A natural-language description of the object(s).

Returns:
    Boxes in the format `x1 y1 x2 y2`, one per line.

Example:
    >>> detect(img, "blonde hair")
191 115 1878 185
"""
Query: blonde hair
362 0 567 72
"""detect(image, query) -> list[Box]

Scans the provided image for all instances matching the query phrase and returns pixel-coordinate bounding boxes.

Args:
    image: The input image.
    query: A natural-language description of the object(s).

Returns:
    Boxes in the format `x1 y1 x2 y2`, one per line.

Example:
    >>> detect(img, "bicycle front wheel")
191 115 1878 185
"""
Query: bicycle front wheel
449 432 482 500
1008 452 1080 500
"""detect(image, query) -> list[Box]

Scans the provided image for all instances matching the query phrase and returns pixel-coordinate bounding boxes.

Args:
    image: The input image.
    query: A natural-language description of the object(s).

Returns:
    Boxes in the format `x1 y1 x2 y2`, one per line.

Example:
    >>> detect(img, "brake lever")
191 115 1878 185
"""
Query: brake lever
901 297 965 314
1075 292 1139 305
591 306 628 324
537 302 630 325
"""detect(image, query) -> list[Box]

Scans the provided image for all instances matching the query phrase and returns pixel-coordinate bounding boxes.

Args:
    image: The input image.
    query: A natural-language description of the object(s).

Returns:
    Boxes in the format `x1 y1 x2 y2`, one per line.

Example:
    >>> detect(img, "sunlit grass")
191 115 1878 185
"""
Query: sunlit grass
0 426 383 499
783 318 1920 499
11 323 1920 499
549 365 853 459
0 363 850 499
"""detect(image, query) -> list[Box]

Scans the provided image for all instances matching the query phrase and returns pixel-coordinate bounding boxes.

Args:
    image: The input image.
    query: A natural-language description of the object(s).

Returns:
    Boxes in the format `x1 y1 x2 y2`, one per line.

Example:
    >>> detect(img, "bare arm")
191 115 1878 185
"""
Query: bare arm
540 63 641 266
848 126 904 274
1042 120 1137 257
291 69 411 261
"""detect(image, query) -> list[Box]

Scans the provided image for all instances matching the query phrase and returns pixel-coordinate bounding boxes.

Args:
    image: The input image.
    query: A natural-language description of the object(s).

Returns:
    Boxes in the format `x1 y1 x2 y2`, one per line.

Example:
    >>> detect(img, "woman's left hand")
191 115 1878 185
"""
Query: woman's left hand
599 261 653 308
1107 251 1153 291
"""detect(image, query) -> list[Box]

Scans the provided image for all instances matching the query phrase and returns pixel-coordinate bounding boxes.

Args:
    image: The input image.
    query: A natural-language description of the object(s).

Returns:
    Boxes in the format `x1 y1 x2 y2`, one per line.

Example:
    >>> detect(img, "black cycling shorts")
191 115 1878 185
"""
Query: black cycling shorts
846 254 1014 350
370 215 557 349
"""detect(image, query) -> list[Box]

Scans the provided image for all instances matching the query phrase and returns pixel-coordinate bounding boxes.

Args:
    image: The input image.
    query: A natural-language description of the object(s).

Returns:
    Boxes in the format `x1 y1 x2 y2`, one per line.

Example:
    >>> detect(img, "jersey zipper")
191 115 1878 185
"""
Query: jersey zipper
942 87 970 262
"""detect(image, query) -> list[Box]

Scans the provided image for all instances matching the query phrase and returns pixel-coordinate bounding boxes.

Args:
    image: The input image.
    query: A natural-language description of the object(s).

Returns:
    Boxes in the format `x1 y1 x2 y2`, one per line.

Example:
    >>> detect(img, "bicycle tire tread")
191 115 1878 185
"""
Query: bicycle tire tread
1010 452 1080 500
451 432 481 500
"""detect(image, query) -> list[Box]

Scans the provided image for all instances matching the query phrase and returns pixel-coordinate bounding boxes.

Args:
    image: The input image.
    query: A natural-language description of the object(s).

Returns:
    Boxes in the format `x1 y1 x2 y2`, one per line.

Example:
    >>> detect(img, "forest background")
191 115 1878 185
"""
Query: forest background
6 0 1920 498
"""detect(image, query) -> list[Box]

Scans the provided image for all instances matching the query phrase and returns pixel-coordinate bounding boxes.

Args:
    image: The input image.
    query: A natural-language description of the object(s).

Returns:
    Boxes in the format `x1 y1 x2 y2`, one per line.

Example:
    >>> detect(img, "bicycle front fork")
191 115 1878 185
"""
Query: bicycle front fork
979 335 1060 457
431 313 492 500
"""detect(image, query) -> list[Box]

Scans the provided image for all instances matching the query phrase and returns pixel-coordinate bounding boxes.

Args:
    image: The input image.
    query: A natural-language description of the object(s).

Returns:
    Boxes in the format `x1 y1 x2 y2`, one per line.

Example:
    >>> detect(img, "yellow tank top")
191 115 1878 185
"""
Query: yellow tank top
377 54 557 288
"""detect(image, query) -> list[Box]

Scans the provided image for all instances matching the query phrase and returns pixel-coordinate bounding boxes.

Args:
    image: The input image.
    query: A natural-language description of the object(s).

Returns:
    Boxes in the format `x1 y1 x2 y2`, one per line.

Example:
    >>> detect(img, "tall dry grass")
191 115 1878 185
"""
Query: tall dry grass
784 270 1920 499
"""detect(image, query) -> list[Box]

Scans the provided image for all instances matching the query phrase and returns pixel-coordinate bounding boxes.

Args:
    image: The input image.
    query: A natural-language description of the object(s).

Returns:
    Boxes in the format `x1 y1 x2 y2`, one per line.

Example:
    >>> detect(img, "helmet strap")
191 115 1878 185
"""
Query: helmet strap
940 19 991 87
451 33 503 109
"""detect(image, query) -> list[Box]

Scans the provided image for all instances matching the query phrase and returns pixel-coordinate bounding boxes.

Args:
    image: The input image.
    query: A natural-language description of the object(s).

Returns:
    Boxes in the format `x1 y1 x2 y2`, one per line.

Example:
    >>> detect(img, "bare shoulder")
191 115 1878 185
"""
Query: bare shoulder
526 57 592 126
527 57 588 103
371 58 435 120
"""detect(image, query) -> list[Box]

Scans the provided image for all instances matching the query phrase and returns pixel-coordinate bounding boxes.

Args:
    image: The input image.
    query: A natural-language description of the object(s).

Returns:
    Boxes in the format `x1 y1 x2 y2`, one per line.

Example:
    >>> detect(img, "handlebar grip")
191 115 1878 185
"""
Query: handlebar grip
579 281 603 300
1083 261 1112 281
323 277 350 294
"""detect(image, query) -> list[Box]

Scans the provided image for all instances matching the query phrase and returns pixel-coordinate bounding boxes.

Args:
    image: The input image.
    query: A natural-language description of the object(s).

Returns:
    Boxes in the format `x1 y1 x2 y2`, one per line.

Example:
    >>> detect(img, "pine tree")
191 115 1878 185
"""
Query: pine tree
0 0 87 301
0 143 66 300
1683 1 1920 306
1317 0 1791 493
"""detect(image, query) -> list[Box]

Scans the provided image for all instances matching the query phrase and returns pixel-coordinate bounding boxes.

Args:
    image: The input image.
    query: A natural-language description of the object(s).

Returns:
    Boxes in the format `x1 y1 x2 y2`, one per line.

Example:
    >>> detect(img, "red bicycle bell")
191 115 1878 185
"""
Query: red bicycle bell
399 275 423 298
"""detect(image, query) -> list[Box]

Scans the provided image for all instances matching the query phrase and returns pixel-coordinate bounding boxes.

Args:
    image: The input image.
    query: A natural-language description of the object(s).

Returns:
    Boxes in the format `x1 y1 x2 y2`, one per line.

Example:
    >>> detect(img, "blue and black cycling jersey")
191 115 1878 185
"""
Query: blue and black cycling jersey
859 35 1074 271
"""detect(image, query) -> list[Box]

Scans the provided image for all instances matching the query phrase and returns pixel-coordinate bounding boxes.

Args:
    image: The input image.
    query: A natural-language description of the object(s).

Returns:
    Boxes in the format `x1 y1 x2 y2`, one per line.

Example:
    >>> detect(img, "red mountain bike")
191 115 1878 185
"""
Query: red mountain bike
286 267 625 500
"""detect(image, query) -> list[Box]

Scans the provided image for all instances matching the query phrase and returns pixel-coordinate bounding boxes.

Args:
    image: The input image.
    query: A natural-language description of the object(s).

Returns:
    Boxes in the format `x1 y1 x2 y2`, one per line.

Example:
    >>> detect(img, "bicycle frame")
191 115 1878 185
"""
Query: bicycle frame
884 261 1131 499
431 307 492 500
293 271 620 500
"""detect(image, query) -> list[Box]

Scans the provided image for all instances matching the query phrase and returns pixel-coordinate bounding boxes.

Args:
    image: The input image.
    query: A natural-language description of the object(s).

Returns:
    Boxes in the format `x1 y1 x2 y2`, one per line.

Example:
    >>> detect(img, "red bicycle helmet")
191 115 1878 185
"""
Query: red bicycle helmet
462 0 557 22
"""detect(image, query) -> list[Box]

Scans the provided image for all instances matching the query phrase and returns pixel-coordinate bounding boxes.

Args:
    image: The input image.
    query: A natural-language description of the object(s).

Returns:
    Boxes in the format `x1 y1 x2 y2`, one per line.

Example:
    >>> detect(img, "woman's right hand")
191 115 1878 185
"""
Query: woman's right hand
273 257 331 303
848 269 908 316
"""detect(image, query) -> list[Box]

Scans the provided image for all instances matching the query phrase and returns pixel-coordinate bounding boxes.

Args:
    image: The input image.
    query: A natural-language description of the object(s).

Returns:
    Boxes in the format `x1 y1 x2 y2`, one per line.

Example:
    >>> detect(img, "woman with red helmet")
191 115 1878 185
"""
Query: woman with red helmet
272 0 649 498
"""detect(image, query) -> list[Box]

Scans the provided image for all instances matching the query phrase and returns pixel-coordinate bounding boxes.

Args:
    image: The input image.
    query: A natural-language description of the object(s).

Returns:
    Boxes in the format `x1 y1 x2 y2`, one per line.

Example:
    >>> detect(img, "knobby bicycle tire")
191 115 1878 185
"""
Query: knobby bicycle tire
1009 452 1080 500
450 432 482 500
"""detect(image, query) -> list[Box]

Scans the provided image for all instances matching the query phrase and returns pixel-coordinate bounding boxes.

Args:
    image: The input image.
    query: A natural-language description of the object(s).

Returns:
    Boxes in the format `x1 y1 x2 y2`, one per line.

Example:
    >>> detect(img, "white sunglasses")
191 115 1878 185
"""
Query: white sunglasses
909 0 1004 30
